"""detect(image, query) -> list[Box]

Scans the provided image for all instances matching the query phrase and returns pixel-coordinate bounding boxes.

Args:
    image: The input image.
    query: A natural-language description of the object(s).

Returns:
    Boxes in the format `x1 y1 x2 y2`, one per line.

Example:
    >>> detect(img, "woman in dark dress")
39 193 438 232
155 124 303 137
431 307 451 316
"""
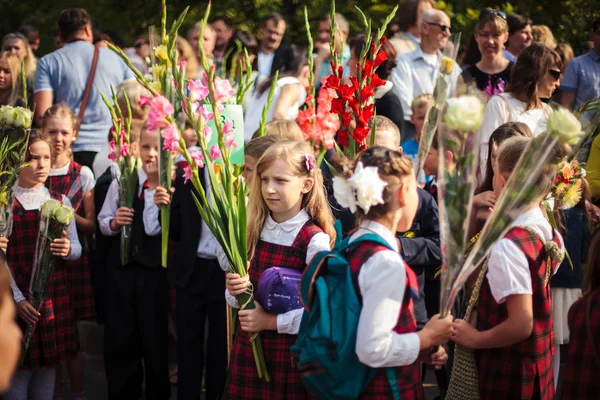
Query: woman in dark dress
461 10 513 98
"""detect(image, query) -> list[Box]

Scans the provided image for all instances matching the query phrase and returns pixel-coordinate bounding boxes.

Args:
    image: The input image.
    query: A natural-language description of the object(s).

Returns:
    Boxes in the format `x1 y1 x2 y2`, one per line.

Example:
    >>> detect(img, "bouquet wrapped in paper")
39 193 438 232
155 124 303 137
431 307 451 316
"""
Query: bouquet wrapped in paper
106 0 269 380
0 105 32 237
100 88 139 266
437 95 484 317
21 198 75 362
416 33 461 179
445 107 585 314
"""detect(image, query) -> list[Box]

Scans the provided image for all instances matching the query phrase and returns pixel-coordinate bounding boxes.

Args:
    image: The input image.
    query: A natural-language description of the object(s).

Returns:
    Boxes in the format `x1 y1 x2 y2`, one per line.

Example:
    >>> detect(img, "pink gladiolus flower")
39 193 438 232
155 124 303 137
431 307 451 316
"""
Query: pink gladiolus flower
223 119 234 134
190 150 205 168
217 104 225 113
188 80 209 103
108 139 116 161
147 95 174 132
200 106 214 123
203 126 213 142
178 60 187 72
224 133 237 149
119 129 126 140
183 165 193 183
210 145 222 161
213 76 235 103
161 124 180 152
119 142 129 158
139 95 152 107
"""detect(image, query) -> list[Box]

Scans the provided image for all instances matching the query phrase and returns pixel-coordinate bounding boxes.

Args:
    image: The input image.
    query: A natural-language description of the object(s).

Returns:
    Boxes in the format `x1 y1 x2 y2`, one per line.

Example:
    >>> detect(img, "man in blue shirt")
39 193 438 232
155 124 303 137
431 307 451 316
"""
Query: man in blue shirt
502 14 533 63
561 19 600 115
34 8 134 170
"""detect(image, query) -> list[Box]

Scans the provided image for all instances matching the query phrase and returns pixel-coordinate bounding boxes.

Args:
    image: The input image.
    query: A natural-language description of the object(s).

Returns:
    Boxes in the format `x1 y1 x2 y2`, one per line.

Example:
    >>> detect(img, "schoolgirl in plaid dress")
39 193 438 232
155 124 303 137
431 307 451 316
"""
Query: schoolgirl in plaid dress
4 133 82 400
223 141 336 399
562 233 600 399
336 147 452 399
451 136 565 400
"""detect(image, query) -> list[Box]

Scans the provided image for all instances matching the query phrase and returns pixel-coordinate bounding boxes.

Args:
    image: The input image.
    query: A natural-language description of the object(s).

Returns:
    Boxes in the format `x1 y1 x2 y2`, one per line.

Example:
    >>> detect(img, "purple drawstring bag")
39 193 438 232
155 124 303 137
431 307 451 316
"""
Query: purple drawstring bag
256 267 303 314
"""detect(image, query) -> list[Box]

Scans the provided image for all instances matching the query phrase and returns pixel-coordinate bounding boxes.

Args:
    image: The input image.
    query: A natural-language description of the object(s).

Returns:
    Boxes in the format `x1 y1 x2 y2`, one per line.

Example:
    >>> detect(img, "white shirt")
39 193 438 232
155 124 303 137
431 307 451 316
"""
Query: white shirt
10 185 83 302
97 168 157 237
487 207 564 304
257 51 275 78
390 46 461 121
243 76 307 141
143 163 218 260
225 209 331 335
478 93 552 183
349 220 421 368
49 161 96 197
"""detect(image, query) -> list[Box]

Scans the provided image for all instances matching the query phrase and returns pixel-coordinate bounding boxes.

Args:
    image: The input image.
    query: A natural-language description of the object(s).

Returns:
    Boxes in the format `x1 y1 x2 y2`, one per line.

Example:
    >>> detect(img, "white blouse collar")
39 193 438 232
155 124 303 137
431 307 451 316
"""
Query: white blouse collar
49 161 72 176
354 220 399 253
265 209 310 232
511 206 552 241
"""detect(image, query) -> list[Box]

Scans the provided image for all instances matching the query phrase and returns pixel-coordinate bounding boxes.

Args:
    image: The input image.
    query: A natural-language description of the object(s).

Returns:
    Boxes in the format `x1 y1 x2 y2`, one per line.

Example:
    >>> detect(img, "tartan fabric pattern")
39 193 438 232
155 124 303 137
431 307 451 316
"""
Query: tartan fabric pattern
476 227 559 400
223 221 322 400
8 193 78 369
47 161 95 320
561 290 600 399
348 243 423 400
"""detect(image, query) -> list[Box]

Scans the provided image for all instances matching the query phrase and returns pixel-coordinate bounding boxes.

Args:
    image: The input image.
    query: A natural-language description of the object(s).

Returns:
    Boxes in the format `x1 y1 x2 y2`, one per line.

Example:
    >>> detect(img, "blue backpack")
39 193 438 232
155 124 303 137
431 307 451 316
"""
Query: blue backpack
290 227 401 400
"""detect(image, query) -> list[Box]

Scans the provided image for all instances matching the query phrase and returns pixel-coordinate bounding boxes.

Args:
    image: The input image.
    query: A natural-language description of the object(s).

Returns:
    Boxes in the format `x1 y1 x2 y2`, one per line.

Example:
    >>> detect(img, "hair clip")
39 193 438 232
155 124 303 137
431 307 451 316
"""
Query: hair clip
305 154 316 172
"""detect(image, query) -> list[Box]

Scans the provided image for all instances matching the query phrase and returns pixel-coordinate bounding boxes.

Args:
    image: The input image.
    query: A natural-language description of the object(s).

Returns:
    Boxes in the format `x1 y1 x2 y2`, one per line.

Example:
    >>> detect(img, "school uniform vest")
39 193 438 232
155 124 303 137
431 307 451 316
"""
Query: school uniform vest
348 243 423 400
130 180 161 268
476 227 560 400
47 161 84 210
223 221 322 400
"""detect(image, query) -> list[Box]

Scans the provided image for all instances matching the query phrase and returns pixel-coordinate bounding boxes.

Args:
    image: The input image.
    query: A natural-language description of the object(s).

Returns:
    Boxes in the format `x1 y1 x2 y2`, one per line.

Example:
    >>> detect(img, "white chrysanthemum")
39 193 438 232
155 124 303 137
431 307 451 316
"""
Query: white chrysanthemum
444 95 485 132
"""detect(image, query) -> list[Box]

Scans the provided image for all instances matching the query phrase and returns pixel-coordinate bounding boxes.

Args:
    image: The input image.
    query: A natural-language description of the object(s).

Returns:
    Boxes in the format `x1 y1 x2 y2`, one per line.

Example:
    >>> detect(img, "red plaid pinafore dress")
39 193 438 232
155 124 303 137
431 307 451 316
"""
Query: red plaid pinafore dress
47 161 95 320
348 242 424 400
9 191 79 369
223 221 323 400
476 227 561 400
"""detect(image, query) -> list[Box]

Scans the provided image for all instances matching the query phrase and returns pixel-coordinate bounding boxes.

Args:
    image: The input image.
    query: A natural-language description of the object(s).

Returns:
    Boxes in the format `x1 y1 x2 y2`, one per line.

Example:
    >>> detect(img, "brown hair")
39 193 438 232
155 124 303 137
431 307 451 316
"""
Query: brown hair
247 140 336 259
397 0 436 32
0 51 22 106
506 13 532 36
556 43 574 71
341 146 414 222
584 232 600 295
506 43 562 110
477 122 532 194
373 115 401 146
532 25 557 50
411 93 433 111
475 12 508 35
252 120 305 141
245 135 281 159
24 130 52 162
58 8 91 41
431 126 465 162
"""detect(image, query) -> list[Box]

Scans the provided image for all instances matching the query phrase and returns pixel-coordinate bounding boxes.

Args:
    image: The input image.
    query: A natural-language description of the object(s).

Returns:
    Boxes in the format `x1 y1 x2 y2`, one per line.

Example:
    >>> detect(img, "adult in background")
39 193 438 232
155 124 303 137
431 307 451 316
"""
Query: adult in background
561 19 600 114
224 31 259 109
210 16 234 71
0 52 23 107
532 25 557 50
3 33 37 83
348 34 405 136
581 40 594 55
34 8 135 171
503 13 532 62
314 13 350 91
478 43 561 182
391 9 461 122
461 10 512 98
256 12 289 79
187 22 216 62
389 0 435 57
17 25 40 54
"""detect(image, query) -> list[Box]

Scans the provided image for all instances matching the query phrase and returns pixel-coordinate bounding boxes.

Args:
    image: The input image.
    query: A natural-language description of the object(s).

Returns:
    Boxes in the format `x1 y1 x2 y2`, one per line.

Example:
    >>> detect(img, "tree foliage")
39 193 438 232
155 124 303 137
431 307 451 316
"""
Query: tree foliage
0 0 596 56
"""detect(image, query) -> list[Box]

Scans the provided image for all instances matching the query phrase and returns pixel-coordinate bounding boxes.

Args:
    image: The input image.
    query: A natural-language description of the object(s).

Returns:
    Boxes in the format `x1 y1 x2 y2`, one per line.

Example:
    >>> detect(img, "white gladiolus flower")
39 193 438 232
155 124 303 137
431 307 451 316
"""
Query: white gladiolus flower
546 107 583 145
347 162 388 214
444 95 485 132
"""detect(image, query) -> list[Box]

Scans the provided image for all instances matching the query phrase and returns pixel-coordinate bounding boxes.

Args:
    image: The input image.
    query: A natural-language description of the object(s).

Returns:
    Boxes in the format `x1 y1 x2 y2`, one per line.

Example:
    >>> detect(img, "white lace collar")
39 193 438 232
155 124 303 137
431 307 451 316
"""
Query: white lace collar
14 185 51 211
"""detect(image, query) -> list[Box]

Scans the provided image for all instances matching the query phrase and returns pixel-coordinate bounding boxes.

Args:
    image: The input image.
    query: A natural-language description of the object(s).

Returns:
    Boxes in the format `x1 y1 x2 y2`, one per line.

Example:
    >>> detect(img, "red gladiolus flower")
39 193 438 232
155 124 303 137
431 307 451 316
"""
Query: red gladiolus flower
363 60 374 79
349 76 360 91
380 35 387 45
325 74 341 91
370 74 386 88
339 84 355 103
337 129 349 147
352 124 370 143
331 98 345 115
342 112 353 129
360 86 375 103
374 50 388 68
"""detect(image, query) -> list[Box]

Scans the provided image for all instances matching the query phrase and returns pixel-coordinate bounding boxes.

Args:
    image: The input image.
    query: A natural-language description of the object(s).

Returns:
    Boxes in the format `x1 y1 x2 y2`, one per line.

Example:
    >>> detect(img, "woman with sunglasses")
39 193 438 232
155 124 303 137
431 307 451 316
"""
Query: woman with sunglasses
461 10 513 98
477 42 562 183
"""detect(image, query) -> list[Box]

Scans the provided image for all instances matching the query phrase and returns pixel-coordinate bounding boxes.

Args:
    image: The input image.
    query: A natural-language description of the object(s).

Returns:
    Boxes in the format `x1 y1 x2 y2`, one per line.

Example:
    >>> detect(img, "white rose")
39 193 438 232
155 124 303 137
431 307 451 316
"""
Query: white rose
444 95 484 132
13 107 33 129
54 205 75 225
347 162 388 214
546 107 583 145
40 199 62 218
1 106 15 125
333 176 357 213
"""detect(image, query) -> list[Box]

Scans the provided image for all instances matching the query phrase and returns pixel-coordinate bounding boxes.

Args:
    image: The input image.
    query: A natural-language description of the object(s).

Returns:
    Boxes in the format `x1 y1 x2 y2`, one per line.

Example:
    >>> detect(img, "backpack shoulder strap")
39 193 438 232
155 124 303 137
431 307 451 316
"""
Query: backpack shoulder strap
340 233 395 253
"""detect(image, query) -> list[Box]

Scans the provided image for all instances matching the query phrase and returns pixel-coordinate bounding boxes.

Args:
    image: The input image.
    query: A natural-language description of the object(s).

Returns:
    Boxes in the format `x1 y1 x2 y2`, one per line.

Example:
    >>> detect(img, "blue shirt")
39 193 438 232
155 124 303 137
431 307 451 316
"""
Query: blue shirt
502 49 517 63
402 138 431 185
315 45 351 92
561 51 600 115
35 41 135 152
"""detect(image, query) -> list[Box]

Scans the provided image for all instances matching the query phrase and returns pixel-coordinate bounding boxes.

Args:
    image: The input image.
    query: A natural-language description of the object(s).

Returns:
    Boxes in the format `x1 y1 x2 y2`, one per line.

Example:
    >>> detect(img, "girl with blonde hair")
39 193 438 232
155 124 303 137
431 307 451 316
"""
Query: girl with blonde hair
0 51 22 106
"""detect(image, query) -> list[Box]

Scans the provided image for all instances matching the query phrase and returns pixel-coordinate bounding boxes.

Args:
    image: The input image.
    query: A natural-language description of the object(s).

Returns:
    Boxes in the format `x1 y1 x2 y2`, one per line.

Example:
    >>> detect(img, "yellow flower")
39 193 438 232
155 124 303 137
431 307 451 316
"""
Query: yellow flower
554 182 567 197
154 45 171 66
560 180 583 209
440 57 455 75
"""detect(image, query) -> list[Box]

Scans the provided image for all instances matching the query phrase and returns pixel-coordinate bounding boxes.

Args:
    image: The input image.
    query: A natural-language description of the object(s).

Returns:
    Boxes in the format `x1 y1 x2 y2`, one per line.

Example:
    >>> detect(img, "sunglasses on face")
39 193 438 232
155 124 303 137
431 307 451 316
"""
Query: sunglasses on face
480 9 507 20
549 69 562 81
424 21 451 34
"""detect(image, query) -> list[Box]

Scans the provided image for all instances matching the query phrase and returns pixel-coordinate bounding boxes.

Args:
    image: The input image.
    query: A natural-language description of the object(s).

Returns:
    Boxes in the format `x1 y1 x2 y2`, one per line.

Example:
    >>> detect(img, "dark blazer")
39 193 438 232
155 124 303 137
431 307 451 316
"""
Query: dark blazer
167 168 206 289
375 89 405 139
270 44 292 76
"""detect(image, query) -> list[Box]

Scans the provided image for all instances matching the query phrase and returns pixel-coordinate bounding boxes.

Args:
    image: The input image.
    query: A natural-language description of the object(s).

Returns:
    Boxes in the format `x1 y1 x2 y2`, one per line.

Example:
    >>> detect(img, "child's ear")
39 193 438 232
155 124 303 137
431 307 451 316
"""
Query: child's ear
301 177 315 194
444 149 454 163
396 184 407 207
